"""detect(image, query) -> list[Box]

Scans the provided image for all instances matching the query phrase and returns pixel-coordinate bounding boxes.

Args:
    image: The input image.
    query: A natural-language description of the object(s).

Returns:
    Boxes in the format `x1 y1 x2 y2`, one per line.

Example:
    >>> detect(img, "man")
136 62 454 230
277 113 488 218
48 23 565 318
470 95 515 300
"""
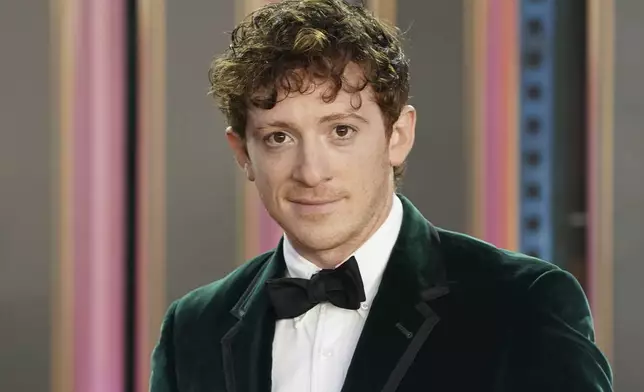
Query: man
150 0 613 391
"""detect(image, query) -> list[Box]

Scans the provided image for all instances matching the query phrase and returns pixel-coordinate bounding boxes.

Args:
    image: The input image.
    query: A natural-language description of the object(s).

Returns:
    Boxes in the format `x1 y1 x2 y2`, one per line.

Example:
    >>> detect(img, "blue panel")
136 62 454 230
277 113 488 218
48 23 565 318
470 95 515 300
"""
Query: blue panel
519 0 555 263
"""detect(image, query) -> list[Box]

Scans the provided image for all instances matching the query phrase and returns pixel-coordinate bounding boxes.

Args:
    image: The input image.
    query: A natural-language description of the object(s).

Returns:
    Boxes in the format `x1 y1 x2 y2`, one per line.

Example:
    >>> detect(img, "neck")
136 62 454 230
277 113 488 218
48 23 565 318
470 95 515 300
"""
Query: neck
289 192 395 269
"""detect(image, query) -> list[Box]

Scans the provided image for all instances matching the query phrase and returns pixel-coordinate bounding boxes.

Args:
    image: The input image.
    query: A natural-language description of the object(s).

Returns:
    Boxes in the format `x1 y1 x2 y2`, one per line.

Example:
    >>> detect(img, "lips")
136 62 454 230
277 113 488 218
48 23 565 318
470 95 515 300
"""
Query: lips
287 197 343 215
289 199 339 205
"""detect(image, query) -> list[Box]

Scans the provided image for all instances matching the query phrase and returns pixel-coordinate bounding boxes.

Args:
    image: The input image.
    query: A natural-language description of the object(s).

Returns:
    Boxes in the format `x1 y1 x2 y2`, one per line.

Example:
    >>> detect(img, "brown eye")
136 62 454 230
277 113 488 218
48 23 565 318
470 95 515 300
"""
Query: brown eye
265 131 291 146
334 125 354 138
272 132 287 143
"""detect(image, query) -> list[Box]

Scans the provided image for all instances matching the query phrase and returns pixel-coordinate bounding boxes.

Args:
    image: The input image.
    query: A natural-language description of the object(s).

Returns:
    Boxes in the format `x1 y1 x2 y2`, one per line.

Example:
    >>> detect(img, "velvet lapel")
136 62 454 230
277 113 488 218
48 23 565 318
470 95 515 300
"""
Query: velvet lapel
341 195 450 392
221 242 286 392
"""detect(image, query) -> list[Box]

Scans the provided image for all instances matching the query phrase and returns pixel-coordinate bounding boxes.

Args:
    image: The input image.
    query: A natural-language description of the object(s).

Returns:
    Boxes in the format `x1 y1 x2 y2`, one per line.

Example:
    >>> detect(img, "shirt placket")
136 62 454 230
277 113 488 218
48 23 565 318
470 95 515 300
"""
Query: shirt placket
310 303 332 392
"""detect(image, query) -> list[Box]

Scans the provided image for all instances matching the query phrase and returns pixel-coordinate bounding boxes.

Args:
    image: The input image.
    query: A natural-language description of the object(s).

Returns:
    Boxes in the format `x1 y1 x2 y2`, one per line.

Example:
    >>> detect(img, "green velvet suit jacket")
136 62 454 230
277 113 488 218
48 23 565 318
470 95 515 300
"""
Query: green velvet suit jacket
150 196 613 392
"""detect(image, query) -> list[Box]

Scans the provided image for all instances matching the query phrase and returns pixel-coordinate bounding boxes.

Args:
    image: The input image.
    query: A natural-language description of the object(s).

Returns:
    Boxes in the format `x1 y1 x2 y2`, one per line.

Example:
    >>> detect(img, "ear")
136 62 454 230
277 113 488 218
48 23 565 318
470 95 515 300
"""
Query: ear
226 126 255 182
388 105 416 167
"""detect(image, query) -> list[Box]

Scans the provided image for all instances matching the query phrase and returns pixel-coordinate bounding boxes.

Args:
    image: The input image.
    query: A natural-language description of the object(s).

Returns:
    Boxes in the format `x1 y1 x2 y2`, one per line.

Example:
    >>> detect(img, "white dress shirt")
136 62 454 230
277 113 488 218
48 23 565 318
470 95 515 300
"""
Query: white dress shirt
271 195 404 392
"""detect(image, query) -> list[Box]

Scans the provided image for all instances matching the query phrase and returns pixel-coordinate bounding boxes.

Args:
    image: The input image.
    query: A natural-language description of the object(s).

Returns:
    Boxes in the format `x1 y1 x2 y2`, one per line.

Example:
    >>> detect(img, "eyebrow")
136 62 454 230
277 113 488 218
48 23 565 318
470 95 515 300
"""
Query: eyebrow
318 112 369 124
257 120 296 131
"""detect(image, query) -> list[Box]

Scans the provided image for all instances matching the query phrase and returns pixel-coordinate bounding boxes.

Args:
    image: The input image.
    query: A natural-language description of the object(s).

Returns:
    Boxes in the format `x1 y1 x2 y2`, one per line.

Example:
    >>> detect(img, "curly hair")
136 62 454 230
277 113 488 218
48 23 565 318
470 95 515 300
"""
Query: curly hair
208 0 410 183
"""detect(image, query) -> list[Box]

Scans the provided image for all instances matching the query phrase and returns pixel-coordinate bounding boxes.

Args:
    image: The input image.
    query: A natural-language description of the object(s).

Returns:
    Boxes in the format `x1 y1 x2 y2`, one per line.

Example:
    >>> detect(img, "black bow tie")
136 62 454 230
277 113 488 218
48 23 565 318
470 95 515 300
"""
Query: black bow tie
266 256 366 320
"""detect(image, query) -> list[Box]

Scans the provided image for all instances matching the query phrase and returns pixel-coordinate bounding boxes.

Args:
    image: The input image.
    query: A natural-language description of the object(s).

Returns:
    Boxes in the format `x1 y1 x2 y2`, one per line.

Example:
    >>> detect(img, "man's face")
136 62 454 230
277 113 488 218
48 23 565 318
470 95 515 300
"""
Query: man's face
227 63 415 265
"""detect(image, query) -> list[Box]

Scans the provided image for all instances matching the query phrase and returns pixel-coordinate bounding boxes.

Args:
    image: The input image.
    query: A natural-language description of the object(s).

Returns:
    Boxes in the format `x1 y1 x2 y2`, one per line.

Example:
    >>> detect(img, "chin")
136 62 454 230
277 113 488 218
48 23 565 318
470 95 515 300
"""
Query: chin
286 224 350 252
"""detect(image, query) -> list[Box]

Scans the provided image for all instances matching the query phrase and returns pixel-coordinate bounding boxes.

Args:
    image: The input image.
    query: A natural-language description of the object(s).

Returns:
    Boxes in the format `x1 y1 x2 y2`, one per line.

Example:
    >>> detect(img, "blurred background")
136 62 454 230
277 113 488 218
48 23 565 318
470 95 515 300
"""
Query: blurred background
1 0 642 390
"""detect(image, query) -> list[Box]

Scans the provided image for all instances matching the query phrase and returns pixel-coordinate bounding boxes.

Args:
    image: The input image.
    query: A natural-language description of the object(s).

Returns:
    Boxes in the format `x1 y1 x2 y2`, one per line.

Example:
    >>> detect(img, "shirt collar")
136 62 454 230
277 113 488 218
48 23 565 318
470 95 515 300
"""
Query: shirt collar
282 194 404 319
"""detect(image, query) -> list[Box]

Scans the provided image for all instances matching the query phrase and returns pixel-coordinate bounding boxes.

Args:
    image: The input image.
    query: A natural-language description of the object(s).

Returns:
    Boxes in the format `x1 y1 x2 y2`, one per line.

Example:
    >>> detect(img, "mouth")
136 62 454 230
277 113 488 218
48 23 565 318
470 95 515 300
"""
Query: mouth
288 199 340 205
286 197 343 214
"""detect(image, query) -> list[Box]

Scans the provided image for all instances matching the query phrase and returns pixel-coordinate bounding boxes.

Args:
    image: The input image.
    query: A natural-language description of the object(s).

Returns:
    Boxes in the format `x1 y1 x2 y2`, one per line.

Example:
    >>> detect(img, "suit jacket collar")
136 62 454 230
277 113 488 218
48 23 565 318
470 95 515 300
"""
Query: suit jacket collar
221 243 285 392
221 194 450 392
340 194 449 392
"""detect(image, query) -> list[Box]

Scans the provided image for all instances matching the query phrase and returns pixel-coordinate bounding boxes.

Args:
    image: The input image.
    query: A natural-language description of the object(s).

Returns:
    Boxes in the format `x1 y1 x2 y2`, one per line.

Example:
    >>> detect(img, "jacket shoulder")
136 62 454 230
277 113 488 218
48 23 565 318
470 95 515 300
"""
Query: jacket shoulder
434 228 594 334
435 228 560 291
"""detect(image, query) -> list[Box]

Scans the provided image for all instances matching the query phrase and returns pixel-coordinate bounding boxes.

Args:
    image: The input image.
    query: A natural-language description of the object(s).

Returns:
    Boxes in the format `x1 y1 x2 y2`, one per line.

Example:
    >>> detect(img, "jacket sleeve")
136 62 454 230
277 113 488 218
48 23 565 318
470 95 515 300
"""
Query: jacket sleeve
149 301 180 392
504 268 613 391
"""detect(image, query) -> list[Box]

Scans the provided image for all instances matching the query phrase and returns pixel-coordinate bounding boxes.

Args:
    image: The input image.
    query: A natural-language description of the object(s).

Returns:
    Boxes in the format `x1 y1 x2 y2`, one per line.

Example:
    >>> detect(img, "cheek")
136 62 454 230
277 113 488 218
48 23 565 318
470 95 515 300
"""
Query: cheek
356 136 390 168
340 147 389 187
252 151 293 192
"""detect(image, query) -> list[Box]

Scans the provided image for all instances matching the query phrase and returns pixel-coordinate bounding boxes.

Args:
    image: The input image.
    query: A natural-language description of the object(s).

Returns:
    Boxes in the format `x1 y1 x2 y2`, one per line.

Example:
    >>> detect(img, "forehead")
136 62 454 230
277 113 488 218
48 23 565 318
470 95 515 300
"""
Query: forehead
247 63 380 125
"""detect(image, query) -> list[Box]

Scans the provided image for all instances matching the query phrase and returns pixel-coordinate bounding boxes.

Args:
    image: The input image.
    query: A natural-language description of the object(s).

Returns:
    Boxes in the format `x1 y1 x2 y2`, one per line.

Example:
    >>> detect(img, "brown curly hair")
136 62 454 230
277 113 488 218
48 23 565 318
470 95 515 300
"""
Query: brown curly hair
208 0 410 183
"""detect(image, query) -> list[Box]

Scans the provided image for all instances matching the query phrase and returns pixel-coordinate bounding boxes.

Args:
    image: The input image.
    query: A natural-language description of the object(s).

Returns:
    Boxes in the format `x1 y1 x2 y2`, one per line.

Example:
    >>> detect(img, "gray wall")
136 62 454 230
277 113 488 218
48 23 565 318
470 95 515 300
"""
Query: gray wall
397 0 468 233
0 1 51 391
613 1 644 390
166 0 239 302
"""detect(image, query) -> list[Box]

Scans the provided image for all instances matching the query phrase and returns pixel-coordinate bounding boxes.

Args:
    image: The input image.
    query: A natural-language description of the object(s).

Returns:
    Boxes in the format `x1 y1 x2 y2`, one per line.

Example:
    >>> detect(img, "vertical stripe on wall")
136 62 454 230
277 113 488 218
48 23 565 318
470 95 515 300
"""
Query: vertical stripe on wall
51 0 75 390
135 0 167 391
52 0 127 391
465 0 486 237
467 0 519 250
126 0 138 389
78 1 126 390
518 1 556 263
586 0 615 363
504 1 519 251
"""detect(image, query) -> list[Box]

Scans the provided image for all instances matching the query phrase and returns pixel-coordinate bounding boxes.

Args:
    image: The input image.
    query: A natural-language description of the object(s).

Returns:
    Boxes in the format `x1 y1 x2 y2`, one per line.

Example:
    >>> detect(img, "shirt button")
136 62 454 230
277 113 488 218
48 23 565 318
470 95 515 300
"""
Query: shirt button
322 350 333 358
360 303 370 310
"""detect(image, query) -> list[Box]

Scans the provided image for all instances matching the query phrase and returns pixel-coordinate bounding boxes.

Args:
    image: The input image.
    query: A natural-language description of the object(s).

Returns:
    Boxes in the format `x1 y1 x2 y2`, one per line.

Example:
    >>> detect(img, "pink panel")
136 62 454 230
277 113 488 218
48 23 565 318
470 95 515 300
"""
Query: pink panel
73 0 125 391
484 0 503 246
477 0 518 250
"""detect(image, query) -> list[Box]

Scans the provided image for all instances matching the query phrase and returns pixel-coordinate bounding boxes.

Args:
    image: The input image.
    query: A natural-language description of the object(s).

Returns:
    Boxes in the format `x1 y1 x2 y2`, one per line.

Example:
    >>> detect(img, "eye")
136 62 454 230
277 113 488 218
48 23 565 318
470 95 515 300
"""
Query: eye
264 131 292 146
333 125 356 139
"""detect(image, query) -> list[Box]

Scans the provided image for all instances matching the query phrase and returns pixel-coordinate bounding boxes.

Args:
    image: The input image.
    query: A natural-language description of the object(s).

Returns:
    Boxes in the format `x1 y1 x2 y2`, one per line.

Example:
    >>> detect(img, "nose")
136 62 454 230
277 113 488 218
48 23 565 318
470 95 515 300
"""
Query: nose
291 140 331 187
